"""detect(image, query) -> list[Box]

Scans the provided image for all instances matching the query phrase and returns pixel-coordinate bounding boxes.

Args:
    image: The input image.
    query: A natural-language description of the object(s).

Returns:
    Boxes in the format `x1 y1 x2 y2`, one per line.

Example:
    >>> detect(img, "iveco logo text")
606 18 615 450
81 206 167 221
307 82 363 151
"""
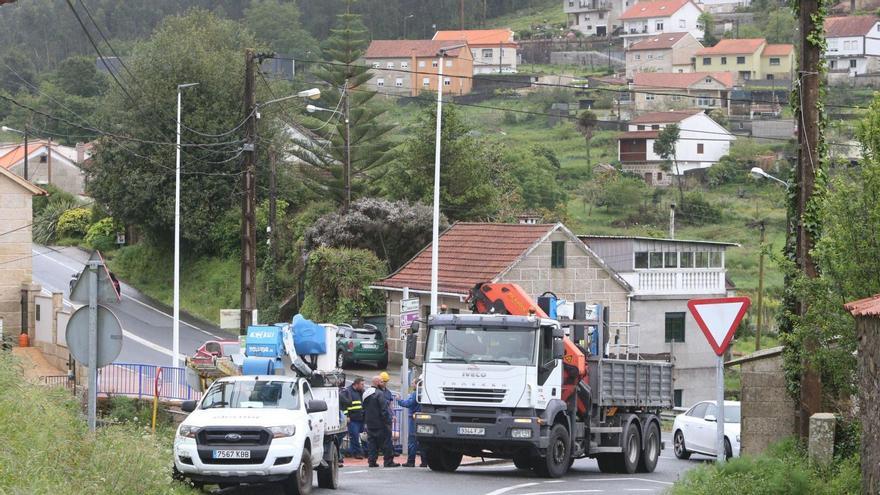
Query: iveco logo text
462 371 486 378
225 433 242 442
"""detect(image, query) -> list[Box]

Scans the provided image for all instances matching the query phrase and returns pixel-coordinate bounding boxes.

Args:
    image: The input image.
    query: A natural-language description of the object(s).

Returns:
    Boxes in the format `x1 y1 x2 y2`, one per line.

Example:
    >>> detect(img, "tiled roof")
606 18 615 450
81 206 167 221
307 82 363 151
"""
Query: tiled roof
620 0 692 20
627 32 692 51
0 140 50 170
845 294 880 317
632 71 735 89
630 109 702 124
696 38 765 55
433 29 516 47
618 130 660 139
374 223 556 294
762 44 794 56
824 15 879 37
364 40 468 58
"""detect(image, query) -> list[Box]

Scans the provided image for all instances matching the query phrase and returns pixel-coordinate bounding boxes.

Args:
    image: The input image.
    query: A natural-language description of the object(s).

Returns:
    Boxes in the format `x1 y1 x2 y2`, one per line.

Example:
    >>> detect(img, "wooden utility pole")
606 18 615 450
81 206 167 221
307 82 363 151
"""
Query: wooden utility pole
795 0 822 438
240 49 258 335
755 220 765 351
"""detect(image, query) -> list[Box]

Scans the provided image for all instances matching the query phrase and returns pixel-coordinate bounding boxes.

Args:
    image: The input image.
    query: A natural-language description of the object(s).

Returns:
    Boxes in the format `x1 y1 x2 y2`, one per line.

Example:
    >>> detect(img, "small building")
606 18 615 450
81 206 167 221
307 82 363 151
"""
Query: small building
0 164 44 341
371 222 632 363
433 29 518 74
0 140 88 196
695 38 794 82
362 40 474 96
824 15 880 75
625 31 704 77
618 110 735 185
581 235 738 406
697 0 751 14
564 0 634 37
631 71 735 113
619 0 705 48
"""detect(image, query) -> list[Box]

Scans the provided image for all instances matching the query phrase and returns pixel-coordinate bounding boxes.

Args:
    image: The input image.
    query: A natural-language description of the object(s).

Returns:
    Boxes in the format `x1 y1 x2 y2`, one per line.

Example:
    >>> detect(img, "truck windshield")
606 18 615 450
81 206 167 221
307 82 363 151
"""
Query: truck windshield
200 380 300 410
425 326 536 366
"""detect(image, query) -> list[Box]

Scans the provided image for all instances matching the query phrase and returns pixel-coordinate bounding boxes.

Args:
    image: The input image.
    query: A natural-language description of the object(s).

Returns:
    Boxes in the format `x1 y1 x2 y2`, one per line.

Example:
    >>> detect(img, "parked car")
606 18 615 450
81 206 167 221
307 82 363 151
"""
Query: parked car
672 400 741 460
189 340 240 367
335 324 388 369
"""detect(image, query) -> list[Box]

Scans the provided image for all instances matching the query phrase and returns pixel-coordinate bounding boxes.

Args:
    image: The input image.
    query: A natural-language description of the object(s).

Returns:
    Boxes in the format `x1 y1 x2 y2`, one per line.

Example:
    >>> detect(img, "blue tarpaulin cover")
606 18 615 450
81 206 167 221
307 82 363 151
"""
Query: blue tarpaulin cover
292 314 326 355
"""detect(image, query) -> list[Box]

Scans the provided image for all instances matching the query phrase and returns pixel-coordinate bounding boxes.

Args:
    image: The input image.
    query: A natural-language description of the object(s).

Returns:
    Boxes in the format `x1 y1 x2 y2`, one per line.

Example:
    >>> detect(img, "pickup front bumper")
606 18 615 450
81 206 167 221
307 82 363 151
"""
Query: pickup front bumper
414 408 547 455
173 436 302 483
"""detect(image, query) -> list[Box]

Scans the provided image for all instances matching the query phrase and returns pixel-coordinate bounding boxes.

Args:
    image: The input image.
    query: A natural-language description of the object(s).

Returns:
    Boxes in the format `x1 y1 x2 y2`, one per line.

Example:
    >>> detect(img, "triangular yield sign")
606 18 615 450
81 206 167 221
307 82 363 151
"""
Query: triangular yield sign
687 297 751 356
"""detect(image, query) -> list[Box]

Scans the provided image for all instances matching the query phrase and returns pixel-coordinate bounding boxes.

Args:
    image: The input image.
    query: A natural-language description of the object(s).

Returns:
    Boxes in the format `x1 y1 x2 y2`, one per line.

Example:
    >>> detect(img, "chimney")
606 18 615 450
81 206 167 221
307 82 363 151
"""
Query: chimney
76 142 85 164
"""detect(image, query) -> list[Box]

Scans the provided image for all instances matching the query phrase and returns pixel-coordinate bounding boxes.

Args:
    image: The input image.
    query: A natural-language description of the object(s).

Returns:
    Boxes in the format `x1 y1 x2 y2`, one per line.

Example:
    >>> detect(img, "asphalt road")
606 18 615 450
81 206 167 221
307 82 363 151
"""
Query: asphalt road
216 433 710 495
31 244 234 367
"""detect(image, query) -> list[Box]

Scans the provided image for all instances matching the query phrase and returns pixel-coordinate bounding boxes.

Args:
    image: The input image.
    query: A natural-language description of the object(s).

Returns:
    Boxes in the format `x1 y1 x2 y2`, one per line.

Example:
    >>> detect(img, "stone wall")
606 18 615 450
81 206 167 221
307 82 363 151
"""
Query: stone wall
856 316 880 494
0 176 34 336
737 348 797 455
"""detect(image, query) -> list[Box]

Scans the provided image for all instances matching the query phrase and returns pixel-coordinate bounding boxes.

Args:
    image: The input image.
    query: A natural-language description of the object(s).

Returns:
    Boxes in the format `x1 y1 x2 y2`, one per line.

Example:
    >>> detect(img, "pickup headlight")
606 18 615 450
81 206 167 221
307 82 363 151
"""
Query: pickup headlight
416 424 435 435
269 425 297 438
177 425 201 439
511 428 532 439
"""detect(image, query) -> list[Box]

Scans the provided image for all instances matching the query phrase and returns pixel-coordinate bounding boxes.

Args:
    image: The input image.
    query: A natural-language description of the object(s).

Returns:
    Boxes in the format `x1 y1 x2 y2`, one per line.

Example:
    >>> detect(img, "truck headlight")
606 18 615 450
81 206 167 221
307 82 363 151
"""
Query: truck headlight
416 424 435 435
269 425 297 438
511 428 532 439
177 425 201 439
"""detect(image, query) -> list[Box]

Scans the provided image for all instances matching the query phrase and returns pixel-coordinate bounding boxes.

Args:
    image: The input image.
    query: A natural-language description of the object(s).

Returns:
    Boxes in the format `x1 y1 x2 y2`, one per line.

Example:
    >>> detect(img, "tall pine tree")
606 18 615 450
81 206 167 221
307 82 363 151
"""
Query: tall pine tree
292 2 393 210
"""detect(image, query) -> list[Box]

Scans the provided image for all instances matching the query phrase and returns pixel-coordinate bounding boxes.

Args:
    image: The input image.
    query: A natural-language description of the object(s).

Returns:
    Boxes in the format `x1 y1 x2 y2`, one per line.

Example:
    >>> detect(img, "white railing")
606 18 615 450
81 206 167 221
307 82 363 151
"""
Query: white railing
623 270 726 295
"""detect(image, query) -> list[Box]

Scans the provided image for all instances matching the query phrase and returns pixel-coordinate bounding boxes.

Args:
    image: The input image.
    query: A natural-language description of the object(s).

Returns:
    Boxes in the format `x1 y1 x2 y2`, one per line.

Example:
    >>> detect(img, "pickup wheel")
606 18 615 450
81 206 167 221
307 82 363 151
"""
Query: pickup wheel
533 424 571 478
425 446 462 472
637 422 660 473
317 443 339 489
284 449 313 495
673 430 691 460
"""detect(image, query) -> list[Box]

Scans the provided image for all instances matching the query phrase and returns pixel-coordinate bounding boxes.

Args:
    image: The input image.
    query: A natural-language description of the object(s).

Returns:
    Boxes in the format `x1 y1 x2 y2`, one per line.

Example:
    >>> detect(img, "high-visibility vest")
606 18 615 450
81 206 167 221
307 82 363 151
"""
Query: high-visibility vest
345 400 362 415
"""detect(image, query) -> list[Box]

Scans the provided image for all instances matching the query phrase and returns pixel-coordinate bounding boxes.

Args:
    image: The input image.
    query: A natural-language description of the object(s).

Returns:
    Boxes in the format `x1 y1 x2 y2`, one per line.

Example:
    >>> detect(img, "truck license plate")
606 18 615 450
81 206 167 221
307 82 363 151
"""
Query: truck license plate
213 450 251 459
458 427 485 436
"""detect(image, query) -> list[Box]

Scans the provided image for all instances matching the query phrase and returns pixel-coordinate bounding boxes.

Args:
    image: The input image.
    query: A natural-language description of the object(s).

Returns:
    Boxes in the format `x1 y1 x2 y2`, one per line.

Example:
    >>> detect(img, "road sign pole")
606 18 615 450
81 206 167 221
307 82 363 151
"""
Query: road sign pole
716 354 725 464
400 288 410 458
87 261 98 432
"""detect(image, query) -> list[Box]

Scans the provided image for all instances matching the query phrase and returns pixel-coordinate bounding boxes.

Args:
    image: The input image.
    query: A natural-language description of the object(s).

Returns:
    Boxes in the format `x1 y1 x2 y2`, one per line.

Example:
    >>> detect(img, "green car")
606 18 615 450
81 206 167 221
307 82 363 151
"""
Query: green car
336 324 388 369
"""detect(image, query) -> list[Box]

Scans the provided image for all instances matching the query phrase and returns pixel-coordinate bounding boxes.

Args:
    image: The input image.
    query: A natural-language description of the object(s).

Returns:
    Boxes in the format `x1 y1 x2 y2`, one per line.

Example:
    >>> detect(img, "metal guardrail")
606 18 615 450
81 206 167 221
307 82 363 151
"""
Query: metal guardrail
98 363 200 401
40 375 75 390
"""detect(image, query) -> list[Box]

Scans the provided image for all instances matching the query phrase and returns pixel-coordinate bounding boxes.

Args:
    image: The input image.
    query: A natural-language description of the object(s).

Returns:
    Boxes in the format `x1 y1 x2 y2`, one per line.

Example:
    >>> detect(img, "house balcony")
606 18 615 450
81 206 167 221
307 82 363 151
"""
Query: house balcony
564 0 610 13
621 269 727 296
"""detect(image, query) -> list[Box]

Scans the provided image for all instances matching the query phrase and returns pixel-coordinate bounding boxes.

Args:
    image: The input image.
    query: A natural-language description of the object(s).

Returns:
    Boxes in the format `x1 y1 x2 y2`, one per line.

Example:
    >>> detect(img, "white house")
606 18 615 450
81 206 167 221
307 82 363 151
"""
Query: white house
625 31 703 77
824 15 880 75
619 0 705 48
433 29 518 74
564 0 634 37
618 109 736 185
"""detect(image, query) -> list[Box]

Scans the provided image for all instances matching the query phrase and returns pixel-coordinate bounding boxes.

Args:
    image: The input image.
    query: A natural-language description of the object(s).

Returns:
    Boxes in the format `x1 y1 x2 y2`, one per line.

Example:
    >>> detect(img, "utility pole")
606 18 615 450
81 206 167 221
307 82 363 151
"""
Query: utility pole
460 0 464 30
240 49 258 335
23 124 28 181
795 0 822 438
499 41 503 74
268 146 277 263
343 80 352 211
669 203 675 239
755 220 766 351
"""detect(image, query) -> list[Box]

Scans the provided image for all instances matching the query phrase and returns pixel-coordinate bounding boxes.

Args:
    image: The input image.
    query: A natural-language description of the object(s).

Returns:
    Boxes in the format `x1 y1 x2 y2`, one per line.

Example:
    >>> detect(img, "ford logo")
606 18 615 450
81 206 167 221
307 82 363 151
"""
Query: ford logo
225 433 242 442
462 371 486 378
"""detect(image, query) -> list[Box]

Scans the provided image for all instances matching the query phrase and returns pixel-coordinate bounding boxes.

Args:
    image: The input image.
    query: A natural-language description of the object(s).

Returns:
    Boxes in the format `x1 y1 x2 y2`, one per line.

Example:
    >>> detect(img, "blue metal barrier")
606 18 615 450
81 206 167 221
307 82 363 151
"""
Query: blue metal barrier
98 363 200 401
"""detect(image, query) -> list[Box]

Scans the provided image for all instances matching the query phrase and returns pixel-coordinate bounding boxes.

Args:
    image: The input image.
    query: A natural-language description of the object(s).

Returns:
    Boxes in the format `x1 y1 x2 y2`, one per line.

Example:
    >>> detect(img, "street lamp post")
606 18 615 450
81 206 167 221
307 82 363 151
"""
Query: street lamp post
173 82 198 369
404 14 414 39
2 125 28 181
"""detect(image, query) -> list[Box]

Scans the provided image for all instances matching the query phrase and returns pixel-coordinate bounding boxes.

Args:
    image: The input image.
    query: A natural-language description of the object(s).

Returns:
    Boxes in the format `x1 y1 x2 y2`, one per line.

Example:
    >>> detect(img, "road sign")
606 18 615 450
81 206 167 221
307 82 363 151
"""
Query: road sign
65 304 123 368
687 297 751 356
400 297 420 329
69 251 120 304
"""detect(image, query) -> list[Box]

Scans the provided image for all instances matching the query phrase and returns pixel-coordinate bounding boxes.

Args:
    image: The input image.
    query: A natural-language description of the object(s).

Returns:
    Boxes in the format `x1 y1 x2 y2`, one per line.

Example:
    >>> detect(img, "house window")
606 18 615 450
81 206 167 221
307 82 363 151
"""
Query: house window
376 78 385 87
830 60 837 69
721 56 727 65
649 252 664 269
39 155 47 163
481 48 493 58
401 61 409 69
850 59 858 69
702 57 711 65
656 21 663 30
648 54 654 59
657 172 663 181
599 12 605 19
395 77 404 87
35 304 40 322
697 143 704 154
635 54 641 60
664 252 678 268
419 60 426 68
767 74 775 80
423 77 430 87
432 60 438 68
679 19 686 28
634 252 649 269
651 124 660 130
637 125 645 130
671 94 682 101
680 251 694 268
665 312 686 342
446 59 453 67
371 62 380 68
443 77 451 86
769 57 780 66
695 251 710 268
673 389 683 407
387 62 395 68
657 54 664 60
646 94 655 101
551 241 566 268
697 96 715 107
737 56 746 64
709 251 723 268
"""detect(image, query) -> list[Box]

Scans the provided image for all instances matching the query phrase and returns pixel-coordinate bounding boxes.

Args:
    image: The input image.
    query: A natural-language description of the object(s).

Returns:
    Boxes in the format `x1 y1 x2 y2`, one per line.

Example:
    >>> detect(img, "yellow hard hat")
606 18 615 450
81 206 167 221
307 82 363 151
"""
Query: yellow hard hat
380 371 390 382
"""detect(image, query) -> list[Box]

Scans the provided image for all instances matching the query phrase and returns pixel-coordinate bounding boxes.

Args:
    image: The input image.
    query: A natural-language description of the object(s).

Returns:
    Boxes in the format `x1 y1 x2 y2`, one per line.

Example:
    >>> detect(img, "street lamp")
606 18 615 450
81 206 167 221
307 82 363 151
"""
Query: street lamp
749 167 788 187
173 82 198 368
260 87 322 107
404 13 414 39
2 125 28 181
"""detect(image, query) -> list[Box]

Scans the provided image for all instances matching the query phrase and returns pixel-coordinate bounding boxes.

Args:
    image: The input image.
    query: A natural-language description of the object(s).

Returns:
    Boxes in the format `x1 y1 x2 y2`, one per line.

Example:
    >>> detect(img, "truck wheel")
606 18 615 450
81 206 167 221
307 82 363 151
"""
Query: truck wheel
284 449 313 495
317 443 339 489
533 424 571 478
673 430 691 460
513 451 532 470
426 446 462 472
637 422 660 473
620 422 642 474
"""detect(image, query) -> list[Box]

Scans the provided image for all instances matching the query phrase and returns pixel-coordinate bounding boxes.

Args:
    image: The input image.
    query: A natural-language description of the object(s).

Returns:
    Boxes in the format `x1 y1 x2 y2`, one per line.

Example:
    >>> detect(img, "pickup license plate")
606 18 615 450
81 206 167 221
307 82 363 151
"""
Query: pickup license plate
458 427 485 436
213 450 251 459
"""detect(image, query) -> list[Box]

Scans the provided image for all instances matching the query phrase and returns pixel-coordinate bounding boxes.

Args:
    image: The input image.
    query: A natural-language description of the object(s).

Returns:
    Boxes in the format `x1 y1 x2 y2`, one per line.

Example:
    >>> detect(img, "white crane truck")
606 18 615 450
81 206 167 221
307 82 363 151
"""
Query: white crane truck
407 283 673 478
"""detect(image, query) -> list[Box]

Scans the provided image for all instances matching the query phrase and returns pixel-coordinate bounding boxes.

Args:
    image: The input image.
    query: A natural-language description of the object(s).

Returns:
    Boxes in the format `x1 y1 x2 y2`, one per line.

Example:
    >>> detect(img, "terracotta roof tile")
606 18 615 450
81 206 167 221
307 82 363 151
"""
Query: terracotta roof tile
762 44 794 56
696 38 765 55
375 223 555 294
825 15 879 37
433 29 516 47
632 71 734 89
845 294 880 316
630 109 702 124
620 0 692 20
627 32 692 51
364 40 468 58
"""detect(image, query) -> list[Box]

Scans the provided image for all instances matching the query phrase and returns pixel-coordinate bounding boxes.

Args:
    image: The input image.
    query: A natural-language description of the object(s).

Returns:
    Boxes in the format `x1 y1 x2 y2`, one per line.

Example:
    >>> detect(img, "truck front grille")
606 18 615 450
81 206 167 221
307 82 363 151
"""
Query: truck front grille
197 427 271 447
441 387 506 404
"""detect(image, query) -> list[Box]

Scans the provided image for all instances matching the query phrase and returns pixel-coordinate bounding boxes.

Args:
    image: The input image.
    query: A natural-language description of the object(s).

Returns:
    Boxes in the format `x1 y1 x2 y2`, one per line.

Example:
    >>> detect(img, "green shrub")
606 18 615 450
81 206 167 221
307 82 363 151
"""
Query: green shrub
33 197 78 244
32 184 75 218
56 207 91 239
678 191 723 226
301 247 386 323
85 217 118 252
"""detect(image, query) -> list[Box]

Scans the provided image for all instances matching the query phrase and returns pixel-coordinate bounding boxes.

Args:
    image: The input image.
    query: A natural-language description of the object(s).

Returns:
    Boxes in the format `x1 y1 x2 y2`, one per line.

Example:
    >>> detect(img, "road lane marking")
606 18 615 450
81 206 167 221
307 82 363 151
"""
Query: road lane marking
579 478 673 486
519 491 603 495
484 482 541 495
624 490 654 492
342 470 367 474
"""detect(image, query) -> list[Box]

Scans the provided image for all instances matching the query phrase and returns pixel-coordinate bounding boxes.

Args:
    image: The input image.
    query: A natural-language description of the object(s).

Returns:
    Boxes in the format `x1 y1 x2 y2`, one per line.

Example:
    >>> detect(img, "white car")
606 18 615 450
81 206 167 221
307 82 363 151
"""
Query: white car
672 400 741 460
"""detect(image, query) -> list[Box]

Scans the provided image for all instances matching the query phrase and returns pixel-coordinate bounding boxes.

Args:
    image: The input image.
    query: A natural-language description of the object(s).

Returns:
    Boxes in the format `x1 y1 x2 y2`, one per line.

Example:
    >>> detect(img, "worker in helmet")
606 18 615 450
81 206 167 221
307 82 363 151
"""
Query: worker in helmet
378 371 397 455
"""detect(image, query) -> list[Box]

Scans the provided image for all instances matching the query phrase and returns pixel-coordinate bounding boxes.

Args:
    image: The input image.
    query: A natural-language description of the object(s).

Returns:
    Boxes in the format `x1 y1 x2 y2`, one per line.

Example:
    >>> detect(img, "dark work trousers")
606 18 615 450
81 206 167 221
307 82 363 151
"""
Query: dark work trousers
367 425 395 465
